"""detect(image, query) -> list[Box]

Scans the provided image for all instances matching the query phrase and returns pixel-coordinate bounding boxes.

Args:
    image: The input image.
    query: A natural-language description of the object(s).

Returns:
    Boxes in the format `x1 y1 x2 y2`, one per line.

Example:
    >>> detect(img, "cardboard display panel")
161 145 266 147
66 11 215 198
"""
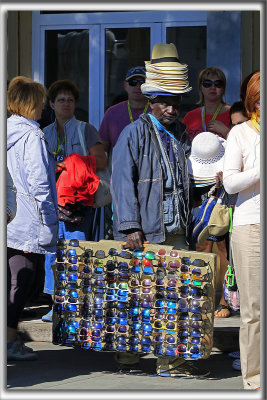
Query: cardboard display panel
52 240 217 360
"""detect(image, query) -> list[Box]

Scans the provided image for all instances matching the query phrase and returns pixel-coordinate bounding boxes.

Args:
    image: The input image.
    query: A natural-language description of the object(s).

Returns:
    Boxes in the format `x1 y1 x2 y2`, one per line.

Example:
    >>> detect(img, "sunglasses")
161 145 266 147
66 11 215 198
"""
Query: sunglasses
202 79 224 88
176 344 202 359
157 249 179 258
178 286 205 300
128 79 145 87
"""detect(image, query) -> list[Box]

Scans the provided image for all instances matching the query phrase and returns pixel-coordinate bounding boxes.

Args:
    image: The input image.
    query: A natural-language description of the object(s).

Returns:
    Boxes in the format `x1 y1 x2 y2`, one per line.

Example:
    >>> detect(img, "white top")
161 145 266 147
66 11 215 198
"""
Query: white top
223 121 260 227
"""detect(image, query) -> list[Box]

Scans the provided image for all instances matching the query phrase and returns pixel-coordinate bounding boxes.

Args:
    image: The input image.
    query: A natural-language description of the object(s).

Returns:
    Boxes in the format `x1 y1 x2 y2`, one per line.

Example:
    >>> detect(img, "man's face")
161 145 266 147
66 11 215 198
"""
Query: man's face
150 96 181 128
124 75 146 103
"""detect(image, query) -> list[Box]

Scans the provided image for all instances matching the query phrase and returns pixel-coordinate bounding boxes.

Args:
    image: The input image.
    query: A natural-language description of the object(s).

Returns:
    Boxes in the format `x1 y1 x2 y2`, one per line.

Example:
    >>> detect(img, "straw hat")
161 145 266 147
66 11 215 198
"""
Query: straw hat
187 132 226 185
141 43 192 96
147 43 186 67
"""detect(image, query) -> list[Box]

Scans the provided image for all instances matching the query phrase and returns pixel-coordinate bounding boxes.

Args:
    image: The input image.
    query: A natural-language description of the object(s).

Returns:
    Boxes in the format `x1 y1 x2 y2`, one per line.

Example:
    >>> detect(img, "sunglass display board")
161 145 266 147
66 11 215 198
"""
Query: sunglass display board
52 240 217 360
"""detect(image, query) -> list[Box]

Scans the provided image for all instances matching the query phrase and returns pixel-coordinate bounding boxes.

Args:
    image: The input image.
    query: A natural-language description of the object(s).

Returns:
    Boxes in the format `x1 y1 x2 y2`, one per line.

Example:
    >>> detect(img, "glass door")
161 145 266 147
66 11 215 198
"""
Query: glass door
45 29 89 122
163 24 207 119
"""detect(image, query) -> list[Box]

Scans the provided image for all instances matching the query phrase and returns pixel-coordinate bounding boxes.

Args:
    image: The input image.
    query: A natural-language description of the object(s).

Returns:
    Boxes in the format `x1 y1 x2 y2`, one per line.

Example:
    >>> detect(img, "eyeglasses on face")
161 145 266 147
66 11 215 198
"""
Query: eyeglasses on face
202 79 224 88
128 79 145 87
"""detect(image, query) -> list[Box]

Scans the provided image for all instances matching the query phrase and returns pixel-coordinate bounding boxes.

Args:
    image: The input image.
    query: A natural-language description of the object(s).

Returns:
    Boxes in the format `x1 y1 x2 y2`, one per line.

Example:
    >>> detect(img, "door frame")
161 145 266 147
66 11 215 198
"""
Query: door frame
32 10 207 128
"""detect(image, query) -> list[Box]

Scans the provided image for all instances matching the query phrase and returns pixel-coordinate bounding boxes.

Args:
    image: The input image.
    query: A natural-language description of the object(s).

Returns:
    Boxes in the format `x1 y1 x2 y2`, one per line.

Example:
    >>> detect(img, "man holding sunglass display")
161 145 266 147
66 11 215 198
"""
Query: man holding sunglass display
99 66 151 154
111 43 209 378
183 66 231 142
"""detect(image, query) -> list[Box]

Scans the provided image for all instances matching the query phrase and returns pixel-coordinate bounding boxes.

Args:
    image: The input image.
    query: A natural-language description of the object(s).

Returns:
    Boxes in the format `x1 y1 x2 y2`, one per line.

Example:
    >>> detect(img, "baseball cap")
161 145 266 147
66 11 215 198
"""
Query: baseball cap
125 66 146 81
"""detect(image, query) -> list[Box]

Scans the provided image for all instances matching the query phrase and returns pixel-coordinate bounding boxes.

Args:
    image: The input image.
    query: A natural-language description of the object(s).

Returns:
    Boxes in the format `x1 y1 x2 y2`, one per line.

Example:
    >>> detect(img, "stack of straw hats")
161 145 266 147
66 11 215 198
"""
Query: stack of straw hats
141 43 192 96
187 132 226 187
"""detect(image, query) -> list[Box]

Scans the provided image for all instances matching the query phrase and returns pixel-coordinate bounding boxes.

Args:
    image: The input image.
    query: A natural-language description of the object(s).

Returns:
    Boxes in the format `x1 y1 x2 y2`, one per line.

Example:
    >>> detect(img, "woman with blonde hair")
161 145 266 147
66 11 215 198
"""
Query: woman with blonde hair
183 66 231 141
7 76 58 360
183 67 232 318
223 71 260 390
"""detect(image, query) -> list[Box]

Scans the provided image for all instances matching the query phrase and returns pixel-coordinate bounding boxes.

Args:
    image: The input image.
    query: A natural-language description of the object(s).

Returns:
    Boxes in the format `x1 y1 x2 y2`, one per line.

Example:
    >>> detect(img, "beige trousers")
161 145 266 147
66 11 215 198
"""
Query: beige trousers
231 224 260 390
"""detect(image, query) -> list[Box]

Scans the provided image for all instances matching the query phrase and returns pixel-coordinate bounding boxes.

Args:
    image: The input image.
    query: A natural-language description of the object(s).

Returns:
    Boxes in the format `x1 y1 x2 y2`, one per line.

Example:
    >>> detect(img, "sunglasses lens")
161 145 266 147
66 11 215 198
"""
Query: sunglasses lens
95 250 105 259
108 248 118 257
170 250 179 258
157 248 166 256
128 79 145 87
144 251 155 260
57 238 67 247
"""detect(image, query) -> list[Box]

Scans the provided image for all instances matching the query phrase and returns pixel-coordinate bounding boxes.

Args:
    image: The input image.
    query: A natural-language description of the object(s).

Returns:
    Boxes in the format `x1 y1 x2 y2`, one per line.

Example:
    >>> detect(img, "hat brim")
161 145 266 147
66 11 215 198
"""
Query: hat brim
188 156 225 179
141 83 192 95
145 60 187 68
125 74 146 81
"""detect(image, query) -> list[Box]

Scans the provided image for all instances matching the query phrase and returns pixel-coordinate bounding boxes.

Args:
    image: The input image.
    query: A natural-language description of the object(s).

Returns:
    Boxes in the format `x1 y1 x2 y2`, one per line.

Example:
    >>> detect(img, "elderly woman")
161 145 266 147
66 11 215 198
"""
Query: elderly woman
42 79 107 322
183 66 231 141
223 72 260 390
7 76 59 360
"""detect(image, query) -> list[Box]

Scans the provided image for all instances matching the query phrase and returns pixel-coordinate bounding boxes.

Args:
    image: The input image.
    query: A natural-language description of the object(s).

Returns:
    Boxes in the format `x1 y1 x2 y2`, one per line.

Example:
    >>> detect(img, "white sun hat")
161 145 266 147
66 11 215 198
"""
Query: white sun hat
187 132 226 184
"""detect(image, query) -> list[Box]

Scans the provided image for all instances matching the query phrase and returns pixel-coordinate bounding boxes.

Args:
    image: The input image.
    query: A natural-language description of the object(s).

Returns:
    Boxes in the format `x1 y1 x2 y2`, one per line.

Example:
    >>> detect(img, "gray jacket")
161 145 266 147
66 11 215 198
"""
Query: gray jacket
7 115 59 254
111 114 191 244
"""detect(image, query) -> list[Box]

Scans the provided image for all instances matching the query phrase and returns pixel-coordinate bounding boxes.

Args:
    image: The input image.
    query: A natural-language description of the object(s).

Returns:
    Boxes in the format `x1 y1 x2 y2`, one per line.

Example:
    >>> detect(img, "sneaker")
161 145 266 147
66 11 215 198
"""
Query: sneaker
232 359 241 371
228 350 240 359
157 357 210 378
7 341 38 361
42 308 53 322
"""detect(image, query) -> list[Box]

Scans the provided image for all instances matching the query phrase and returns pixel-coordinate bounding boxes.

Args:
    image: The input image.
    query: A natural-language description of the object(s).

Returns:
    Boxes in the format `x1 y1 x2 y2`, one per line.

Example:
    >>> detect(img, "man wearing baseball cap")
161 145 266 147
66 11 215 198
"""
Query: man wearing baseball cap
99 66 151 154
111 43 209 378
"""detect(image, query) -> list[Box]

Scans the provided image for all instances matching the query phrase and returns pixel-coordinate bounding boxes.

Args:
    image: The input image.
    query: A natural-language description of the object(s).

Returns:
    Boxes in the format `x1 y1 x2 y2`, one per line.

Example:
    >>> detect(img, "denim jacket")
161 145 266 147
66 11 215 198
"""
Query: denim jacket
7 115 59 254
111 113 191 244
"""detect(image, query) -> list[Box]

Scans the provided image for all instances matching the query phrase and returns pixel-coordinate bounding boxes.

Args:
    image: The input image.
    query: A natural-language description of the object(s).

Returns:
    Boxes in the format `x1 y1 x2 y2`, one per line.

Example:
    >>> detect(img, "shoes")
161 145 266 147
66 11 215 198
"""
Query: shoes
157 358 210 378
232 359 241 371
7 341 38 361
228 350 240 359
41 308 53 322
214 304 231 318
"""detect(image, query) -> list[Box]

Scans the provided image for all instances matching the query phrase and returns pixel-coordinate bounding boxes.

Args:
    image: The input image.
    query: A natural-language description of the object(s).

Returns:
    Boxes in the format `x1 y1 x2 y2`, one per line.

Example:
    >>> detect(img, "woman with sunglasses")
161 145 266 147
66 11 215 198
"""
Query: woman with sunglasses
7 76 59 360
183 66 231 141
41 79 107 322
223 72 260 390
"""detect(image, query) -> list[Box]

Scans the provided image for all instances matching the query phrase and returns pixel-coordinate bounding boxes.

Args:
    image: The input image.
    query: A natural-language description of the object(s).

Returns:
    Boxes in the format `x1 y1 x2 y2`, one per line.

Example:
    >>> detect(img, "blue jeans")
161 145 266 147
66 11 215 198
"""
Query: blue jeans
44 207 103 294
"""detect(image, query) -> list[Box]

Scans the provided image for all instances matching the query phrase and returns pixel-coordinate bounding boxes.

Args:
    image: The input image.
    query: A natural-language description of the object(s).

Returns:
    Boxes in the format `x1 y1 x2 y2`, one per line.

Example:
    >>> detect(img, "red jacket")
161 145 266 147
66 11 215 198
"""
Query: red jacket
56 153 99 207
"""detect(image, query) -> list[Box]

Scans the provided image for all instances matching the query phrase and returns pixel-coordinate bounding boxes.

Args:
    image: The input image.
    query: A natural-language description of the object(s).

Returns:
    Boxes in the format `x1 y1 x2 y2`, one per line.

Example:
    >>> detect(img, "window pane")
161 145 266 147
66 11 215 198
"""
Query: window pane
166 26 206 120
105 28 150 110
45 29 89 122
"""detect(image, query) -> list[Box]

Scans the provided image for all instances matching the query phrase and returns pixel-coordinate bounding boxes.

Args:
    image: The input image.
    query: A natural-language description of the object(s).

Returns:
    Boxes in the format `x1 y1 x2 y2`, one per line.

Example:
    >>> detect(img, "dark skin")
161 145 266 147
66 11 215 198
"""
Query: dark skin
124 95 181 250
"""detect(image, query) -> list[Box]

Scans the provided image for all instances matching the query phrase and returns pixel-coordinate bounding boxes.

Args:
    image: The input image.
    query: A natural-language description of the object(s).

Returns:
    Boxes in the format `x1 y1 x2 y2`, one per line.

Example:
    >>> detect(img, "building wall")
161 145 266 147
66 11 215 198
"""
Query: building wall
7 11 32 82
7 10 260 93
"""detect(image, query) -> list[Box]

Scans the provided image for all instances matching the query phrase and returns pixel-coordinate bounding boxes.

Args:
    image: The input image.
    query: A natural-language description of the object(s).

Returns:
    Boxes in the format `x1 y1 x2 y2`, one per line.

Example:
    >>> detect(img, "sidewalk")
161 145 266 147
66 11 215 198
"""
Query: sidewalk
5 298 245 395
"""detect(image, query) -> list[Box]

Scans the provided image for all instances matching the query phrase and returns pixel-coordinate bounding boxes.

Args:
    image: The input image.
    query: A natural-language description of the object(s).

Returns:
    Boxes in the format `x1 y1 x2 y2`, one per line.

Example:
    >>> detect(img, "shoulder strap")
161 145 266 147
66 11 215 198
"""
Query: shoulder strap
77 121 88 156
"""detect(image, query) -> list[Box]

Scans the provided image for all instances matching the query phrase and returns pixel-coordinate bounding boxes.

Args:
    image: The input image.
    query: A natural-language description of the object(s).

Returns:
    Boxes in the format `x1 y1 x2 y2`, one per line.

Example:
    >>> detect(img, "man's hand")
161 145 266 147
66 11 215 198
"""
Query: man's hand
125 230 145 250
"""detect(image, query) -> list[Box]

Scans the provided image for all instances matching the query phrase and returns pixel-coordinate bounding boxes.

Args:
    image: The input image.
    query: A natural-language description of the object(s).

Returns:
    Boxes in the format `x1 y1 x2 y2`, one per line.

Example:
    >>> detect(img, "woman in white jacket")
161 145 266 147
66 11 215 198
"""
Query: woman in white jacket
7 76 58 361
223 72 260 390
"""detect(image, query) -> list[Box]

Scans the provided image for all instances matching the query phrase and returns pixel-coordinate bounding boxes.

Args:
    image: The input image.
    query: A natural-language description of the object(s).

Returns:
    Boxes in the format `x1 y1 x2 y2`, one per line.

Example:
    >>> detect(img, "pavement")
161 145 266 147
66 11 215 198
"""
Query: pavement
4 297 253 397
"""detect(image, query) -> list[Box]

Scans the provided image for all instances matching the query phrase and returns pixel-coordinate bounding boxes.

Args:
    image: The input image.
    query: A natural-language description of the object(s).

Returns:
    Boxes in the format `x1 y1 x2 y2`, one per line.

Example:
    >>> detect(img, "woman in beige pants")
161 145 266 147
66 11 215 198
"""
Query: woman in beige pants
223 72 260 390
